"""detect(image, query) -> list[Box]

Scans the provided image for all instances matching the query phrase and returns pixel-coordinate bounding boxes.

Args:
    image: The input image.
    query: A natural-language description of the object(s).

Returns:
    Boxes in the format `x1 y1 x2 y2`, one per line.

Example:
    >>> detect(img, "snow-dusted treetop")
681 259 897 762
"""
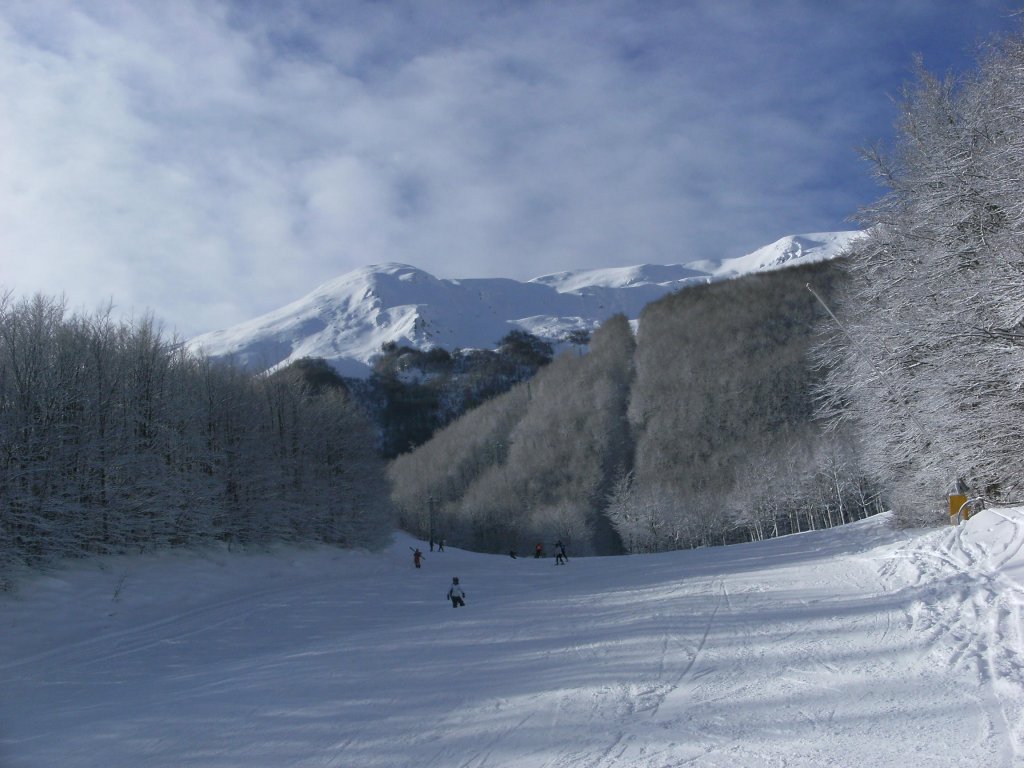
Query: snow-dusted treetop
187 231 864 378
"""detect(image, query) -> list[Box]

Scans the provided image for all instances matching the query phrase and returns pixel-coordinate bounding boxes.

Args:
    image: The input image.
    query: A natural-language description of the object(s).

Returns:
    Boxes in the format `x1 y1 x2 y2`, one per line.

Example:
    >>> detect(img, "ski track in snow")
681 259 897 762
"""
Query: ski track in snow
879 509 1024 766
2 509 1024 767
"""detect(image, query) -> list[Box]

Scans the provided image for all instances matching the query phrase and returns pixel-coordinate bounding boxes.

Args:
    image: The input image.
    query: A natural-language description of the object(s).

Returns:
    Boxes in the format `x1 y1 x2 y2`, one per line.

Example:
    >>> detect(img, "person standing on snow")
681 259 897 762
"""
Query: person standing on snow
413 548 424 568
447 576 466 608
555 540 568 565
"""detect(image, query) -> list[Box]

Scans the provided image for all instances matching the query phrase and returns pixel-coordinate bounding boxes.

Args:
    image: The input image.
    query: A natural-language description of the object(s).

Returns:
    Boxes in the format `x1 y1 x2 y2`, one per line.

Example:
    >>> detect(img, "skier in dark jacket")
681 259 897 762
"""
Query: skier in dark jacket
413 548 424 568
555 540 568 565
447 577 466 608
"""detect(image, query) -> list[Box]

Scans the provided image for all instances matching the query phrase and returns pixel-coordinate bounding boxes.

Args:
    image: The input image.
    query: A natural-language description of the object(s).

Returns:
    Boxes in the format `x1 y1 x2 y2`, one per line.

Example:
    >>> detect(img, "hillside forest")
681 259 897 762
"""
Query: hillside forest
2 30 1024 578
348 329 557 458
388 260 878 555
0 299 393 586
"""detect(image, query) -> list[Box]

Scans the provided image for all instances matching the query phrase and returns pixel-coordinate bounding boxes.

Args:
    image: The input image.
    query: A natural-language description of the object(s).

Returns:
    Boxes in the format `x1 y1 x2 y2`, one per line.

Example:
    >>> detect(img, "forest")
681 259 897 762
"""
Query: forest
346 329 556 458
0 296 392 587
388 260 880 556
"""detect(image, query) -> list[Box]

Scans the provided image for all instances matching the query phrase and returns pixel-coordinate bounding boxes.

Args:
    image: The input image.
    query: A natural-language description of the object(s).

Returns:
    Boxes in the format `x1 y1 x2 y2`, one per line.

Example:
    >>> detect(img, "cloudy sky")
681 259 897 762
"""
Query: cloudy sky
1 1 1021 338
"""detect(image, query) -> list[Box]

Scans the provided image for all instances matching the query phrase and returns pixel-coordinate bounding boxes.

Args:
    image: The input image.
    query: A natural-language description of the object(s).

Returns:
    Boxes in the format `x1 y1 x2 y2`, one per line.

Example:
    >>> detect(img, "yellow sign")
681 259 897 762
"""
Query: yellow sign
949 494 968 520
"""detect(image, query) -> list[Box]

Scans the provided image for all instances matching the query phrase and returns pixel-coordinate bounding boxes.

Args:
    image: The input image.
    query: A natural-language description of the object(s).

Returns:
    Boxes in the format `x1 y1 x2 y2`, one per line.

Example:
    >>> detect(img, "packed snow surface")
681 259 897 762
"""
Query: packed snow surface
3 507 1023 767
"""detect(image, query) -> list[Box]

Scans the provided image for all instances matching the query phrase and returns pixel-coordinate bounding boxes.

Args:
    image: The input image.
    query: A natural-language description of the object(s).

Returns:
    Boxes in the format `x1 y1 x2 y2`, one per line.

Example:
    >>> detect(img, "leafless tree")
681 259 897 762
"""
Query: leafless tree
816 38 1024 525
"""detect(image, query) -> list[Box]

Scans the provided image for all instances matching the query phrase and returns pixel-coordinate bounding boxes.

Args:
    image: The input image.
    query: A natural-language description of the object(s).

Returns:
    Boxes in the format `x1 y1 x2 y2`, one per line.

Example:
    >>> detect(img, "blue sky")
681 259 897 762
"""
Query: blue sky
1 0 1021 338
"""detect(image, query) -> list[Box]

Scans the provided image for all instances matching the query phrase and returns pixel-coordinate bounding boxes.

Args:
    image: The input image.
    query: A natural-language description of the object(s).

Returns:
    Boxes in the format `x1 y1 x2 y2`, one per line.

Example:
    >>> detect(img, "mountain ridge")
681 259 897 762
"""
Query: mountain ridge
187 231 864 377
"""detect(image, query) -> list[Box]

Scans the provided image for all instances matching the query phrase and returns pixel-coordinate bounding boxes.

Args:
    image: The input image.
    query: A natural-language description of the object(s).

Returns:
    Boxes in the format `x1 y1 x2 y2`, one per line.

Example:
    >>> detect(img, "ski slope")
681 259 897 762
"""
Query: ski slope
2 508 1023 767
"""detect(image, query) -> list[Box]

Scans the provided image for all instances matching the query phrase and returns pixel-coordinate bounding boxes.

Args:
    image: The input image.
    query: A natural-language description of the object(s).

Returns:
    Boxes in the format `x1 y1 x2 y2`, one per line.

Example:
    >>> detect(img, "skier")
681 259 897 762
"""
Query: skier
413 548 424 568
438 538 445 552
555 540 568 565
534 542 544 559
447 576 466 608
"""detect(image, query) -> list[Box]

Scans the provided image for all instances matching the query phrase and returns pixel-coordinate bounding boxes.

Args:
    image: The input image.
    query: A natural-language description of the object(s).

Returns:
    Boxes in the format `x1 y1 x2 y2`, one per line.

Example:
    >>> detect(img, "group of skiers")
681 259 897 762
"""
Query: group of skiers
414 538 569 609
532 540 569 564
416 540 568 568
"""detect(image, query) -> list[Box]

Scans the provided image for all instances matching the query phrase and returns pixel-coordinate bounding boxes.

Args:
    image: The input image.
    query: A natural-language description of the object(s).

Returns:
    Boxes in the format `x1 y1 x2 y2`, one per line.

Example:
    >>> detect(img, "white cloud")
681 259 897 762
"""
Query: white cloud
0 0 1018 336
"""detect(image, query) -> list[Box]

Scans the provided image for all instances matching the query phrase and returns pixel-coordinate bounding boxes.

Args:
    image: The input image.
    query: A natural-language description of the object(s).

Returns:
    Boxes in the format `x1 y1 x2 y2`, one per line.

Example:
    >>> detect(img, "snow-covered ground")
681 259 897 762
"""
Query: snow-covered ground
2 508 1023 767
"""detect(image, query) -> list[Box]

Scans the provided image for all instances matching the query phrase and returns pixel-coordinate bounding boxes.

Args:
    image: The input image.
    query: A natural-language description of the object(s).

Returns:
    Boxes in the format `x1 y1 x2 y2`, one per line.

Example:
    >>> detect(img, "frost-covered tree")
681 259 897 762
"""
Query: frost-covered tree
817 37 1024 525
388 314 635 554
392 261 876 556
625 260 852 550
0 292 392 585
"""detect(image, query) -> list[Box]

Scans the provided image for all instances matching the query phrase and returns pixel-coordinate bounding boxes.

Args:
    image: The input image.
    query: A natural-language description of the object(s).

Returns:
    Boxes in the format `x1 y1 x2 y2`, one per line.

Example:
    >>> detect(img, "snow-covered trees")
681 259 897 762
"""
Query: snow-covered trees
388 315 635 554
389 265 879 556
0 293 392 584
816 39 1024 525
353 330 555 457
613 260 874 550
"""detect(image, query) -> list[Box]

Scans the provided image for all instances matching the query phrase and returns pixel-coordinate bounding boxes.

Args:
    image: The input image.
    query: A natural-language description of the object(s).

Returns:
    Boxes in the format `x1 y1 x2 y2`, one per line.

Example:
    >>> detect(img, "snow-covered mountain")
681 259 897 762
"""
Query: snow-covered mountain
188 231 864 377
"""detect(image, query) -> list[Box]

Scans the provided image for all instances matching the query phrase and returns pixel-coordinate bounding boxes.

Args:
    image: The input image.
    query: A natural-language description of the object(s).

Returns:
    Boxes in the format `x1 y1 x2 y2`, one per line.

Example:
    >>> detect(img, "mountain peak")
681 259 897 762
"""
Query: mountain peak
188 231 862 377
712 231 863 276
530 263 711 293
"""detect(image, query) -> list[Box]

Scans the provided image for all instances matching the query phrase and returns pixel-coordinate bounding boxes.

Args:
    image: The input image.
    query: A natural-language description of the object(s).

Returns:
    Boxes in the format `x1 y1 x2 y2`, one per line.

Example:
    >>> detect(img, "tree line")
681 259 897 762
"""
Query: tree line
347 329 555 457
0 293 392 587
388 315 633 554
616 260 880 552
389 261 881 555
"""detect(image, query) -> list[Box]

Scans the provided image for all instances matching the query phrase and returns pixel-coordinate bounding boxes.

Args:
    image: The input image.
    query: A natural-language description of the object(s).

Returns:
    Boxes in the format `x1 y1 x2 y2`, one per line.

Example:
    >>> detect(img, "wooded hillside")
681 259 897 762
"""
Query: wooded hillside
390 259 880 555
0 295 393 586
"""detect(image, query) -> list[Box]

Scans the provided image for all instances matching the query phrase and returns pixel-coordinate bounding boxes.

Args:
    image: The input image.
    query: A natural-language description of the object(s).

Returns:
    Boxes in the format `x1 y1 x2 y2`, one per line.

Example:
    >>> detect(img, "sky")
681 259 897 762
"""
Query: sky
4 510 1024 766
1 1 1022 339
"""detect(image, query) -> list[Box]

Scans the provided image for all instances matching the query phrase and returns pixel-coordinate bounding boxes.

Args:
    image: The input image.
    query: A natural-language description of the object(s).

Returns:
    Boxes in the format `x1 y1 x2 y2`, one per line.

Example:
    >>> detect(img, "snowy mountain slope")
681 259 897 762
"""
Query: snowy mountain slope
187 231 864 377
687 230 862 276
2 507 1022 767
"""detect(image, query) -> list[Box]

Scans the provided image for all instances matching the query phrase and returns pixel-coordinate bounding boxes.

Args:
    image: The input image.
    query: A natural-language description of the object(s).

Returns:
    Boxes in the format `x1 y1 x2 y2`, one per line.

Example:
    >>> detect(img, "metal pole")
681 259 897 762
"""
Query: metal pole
428 496 435 550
